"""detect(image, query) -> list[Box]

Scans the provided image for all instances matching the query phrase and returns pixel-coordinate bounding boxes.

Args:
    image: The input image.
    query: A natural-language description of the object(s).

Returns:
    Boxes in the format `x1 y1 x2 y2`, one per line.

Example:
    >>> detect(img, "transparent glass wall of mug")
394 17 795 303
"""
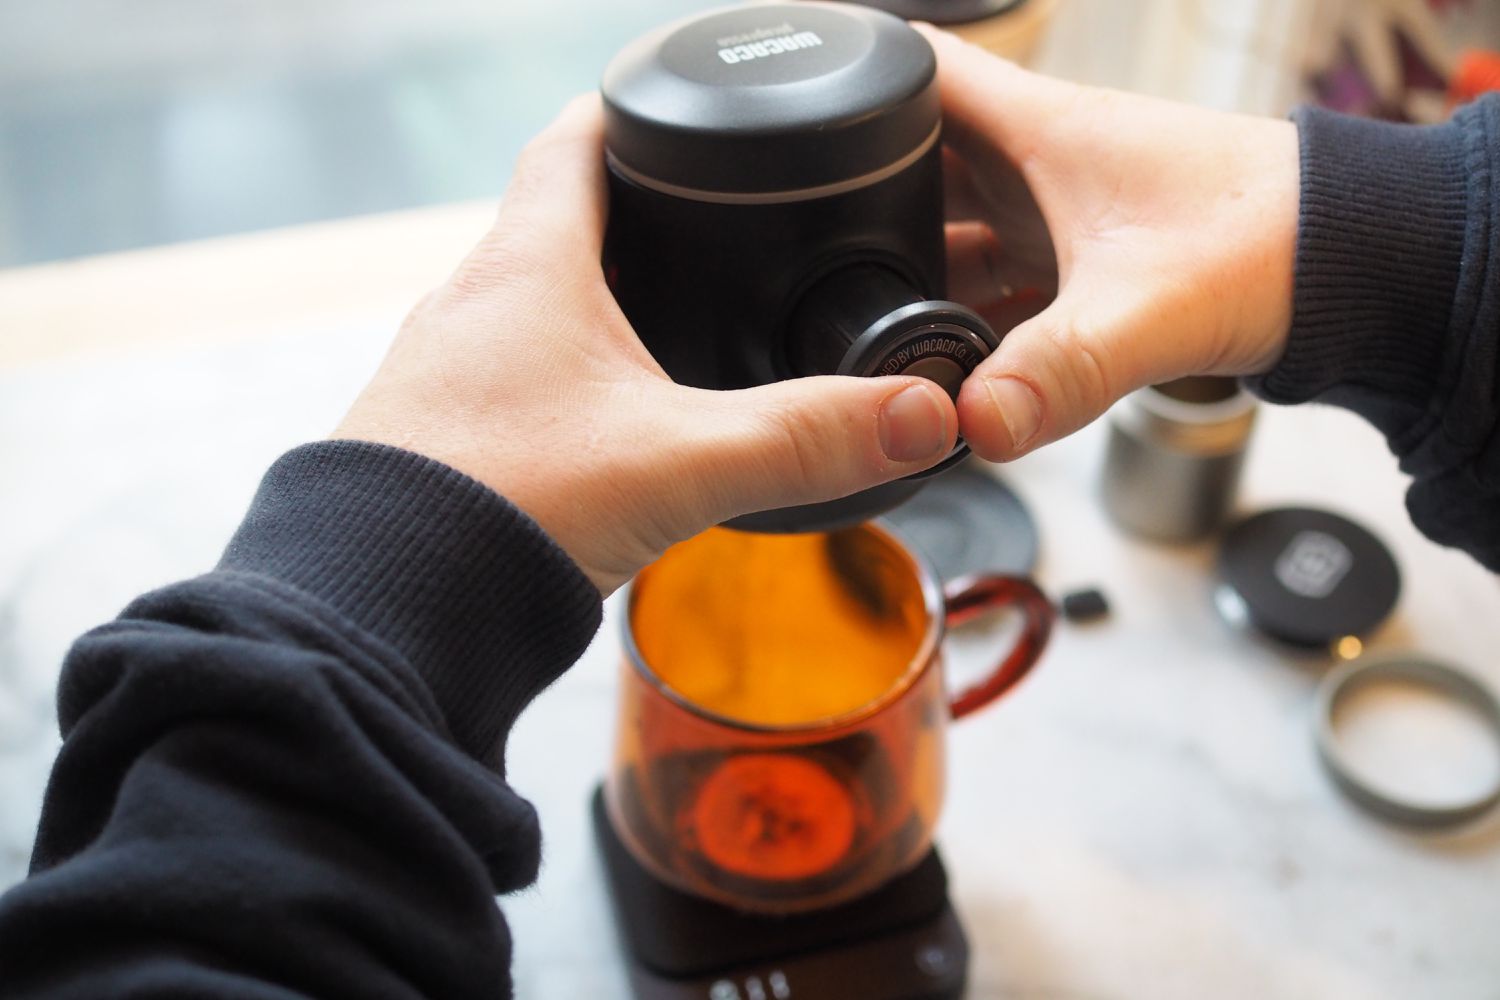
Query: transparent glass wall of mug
606 525 1053 914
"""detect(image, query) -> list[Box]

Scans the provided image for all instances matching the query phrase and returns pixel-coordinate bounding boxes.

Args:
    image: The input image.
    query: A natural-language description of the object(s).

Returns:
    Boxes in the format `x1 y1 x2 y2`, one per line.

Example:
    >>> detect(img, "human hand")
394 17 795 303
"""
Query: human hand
333 96 957 595
921 26 1299 461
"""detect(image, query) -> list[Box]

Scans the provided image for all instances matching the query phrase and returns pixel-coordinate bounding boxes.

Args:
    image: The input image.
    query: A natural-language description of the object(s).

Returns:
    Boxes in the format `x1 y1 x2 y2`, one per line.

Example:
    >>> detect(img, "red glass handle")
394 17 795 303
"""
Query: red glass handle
943 574 1055 720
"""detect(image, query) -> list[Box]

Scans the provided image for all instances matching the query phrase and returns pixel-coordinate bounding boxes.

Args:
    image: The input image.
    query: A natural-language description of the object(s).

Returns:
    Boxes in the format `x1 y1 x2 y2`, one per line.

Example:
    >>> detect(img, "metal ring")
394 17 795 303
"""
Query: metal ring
1315 653 1500 829
605 122 942 206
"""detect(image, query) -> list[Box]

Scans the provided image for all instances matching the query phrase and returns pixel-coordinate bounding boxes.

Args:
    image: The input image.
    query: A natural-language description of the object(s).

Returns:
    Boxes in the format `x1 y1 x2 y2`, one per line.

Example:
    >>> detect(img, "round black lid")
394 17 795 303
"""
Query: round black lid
853 0 1028 25
1217 506 1402 648
602 2 939 197
884 462 1039 581
838 298 998 481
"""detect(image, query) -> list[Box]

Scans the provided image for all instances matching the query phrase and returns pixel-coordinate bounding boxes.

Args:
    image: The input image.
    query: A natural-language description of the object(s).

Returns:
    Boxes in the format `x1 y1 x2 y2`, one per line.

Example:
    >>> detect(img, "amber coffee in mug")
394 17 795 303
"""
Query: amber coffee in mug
605 523 1053 914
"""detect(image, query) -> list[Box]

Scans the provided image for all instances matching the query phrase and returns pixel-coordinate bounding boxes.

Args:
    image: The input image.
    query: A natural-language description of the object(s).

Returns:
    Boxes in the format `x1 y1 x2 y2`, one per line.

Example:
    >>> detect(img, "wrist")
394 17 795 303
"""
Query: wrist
1248 105 1470 435
222 441 603 762
1234 116 1299 376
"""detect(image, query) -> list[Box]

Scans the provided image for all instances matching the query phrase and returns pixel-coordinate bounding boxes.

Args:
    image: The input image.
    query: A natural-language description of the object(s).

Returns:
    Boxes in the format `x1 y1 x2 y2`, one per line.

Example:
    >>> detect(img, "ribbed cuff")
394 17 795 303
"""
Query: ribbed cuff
1248 104 1471 443
218 441 603 764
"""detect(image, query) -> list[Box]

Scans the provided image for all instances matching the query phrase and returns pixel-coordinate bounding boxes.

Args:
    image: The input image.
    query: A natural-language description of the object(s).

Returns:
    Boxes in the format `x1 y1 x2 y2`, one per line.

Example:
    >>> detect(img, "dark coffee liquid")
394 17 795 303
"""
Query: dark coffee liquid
631 528 928 726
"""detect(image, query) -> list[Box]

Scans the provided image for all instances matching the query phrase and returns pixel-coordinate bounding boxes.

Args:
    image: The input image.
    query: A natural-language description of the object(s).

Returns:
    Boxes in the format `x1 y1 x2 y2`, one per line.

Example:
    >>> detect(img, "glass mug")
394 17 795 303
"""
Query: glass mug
604 521 1054 914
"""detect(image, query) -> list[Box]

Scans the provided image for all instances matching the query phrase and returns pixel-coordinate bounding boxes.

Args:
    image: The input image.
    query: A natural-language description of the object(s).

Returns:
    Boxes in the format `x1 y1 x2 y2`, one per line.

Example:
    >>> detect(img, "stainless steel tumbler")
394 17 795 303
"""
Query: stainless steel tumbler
1100 376 1257 542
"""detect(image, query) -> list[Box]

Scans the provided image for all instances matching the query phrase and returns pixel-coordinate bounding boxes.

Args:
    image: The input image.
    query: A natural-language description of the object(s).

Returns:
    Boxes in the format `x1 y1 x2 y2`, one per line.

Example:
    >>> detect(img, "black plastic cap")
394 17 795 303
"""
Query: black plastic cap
602 2 939 196
840 299 999 481
727 477 925 534
884 463 1040 581
1060 588 1110 623
854 0 1028 25
1217 506 1401 648
837 300 997 386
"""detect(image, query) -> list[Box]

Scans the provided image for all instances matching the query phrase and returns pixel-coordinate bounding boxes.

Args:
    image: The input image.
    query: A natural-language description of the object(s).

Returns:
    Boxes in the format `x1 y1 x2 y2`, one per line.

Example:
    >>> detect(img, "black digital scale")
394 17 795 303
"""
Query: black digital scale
592 789 969 1000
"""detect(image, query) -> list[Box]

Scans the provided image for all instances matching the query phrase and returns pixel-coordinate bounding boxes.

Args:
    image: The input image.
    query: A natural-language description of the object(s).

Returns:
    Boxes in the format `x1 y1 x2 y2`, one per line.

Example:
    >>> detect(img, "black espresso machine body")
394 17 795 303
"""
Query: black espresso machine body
602 2 1002 532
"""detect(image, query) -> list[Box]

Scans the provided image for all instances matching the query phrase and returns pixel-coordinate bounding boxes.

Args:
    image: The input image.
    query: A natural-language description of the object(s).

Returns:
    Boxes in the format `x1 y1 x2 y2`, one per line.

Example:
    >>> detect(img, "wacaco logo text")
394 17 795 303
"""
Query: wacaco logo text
717 29 823 65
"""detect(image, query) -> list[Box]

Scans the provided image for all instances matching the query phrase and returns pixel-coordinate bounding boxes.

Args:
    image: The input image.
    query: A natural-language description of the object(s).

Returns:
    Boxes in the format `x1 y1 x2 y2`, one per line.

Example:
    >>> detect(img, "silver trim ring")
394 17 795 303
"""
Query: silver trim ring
1315 653 1500 829
606 121 943 205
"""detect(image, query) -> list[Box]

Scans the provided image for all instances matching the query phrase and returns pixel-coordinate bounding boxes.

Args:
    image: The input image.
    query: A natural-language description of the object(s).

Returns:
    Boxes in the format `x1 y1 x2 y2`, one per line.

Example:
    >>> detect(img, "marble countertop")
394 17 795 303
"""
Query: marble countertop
2 305 1497 999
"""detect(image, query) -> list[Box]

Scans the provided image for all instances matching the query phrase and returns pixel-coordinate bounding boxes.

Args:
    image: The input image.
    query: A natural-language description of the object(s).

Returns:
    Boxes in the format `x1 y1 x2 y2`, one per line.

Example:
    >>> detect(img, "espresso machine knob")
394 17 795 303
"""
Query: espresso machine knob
786 263 999 478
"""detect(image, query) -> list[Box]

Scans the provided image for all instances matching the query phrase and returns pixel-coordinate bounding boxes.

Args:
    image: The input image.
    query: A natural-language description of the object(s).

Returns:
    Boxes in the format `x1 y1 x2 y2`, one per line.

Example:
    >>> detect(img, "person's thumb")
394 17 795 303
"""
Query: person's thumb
956 289 1171 462
913 24 1073 174
683 376 958 522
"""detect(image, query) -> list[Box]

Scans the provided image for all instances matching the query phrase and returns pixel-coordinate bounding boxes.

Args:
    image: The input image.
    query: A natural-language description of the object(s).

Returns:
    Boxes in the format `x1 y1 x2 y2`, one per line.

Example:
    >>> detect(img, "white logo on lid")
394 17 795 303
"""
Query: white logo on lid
718 30 823 65
1274 530 1352 598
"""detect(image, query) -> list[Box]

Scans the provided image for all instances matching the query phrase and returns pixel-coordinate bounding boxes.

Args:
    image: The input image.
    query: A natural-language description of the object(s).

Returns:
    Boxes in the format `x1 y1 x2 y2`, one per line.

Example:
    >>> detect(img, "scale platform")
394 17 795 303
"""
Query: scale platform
591 787 969 1000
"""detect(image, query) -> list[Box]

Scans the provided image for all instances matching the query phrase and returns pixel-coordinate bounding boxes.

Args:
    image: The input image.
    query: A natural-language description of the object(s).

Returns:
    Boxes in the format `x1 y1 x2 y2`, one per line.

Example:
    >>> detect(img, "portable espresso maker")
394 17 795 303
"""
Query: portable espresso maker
602 0 1003 533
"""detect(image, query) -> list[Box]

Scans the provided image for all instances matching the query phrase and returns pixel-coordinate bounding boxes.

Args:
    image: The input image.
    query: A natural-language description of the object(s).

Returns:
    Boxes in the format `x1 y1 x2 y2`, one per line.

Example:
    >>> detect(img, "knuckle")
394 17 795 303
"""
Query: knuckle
499 140 573 226
447 230 544 298
398 287 442 331
509 139 553 191
1040 316 1116 418
511 129 591 196
763 400 842 491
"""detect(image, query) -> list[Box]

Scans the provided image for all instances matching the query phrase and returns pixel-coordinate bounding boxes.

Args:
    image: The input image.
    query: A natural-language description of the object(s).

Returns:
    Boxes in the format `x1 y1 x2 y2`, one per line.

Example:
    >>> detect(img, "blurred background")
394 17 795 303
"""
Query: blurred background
0 0 708 266
6 0 1496 269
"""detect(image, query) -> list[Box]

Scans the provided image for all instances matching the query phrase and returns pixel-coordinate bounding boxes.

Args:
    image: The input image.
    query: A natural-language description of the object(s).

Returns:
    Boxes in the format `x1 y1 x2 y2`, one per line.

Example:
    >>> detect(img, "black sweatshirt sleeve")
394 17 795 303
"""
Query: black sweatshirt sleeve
1247 95 1500 570
0 441 603 999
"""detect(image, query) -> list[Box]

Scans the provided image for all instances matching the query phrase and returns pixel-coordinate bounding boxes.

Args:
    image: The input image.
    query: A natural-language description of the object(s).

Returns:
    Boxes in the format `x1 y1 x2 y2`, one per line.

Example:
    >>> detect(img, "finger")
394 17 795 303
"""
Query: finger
956 286 1186 461
915 24 1070 174
678 376 958 521
955 300 1094 462
942 146 989 223
455 94 607 291
942 136 1040 228
943 140 1055 275
499 94 606 254
969 290 1053 343
946 221 1003 304
946 220 1055 313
